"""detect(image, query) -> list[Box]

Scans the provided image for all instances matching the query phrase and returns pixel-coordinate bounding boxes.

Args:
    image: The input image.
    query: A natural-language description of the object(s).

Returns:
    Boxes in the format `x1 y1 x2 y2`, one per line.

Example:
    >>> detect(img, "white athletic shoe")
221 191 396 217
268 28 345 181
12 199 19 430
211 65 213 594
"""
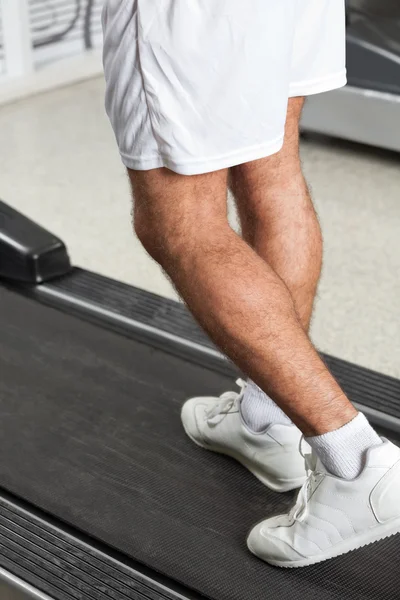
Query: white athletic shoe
181 380 307 492
247 438 400 567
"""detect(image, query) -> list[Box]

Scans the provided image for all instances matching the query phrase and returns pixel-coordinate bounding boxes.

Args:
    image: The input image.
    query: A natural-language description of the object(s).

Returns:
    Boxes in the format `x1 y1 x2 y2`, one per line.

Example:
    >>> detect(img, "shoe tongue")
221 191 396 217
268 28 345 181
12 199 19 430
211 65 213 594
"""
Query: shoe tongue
306 451 326 474
315 456 328 473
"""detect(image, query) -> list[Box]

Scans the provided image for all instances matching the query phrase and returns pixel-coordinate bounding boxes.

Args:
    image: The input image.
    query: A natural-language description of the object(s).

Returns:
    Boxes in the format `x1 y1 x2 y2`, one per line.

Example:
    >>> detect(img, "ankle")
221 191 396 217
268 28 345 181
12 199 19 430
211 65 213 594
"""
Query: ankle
300 402 358 437
306 413 382 480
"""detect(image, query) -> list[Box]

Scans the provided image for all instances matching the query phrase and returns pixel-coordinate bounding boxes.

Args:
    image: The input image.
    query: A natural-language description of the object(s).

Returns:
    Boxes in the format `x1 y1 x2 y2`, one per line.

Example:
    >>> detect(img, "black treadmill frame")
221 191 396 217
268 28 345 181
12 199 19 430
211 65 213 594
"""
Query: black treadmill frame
1 267 400 600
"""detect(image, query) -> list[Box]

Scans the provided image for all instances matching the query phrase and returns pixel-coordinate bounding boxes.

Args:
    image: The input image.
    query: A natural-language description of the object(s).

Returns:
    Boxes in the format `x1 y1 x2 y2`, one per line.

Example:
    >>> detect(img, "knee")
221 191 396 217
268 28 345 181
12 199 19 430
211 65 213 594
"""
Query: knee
134 213 166 265
134 208 229 269
134 208 193 269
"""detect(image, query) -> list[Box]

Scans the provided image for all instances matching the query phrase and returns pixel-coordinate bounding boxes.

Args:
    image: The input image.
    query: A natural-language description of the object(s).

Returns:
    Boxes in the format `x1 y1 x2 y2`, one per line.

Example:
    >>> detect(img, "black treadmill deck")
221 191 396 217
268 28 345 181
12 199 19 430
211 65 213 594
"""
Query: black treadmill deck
1 281 400 600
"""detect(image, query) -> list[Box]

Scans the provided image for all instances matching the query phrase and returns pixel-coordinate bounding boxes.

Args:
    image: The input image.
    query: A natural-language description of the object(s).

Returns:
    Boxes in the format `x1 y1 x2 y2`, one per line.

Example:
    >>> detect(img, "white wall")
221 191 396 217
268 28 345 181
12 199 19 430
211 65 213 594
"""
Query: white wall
1 0 33 78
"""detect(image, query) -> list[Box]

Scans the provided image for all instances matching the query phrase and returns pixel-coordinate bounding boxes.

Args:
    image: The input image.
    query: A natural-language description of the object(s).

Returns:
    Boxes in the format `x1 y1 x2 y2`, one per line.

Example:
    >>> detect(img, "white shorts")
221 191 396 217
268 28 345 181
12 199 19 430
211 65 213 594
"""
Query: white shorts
102 0 346 176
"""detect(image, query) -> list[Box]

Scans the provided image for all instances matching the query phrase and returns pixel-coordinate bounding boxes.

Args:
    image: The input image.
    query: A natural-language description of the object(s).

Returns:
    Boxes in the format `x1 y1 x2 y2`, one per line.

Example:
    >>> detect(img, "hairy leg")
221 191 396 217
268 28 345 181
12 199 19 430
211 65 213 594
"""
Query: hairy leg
230 97 321 331
129 166 356 436
229 98 321 430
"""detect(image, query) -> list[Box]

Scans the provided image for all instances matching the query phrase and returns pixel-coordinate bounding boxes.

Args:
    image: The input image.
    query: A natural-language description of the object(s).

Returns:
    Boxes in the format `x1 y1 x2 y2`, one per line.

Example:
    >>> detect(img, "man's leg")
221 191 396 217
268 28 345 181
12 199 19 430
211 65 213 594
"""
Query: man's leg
130 165 356 438
231 97 320 331
230 97 322 430
104 0 400 568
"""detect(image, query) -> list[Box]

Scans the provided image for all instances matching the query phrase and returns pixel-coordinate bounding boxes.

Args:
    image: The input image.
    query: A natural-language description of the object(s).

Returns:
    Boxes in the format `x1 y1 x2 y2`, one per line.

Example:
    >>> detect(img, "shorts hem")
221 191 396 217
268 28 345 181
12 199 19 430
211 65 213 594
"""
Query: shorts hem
289 70 347 97
120 135 285 175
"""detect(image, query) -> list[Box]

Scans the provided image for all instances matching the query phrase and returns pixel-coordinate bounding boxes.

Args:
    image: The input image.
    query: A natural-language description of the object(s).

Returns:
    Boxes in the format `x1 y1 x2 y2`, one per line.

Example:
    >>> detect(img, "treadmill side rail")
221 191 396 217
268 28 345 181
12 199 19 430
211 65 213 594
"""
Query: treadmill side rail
29 268 400 434
0 495 200 600
0 568 55 600
0 201 71 284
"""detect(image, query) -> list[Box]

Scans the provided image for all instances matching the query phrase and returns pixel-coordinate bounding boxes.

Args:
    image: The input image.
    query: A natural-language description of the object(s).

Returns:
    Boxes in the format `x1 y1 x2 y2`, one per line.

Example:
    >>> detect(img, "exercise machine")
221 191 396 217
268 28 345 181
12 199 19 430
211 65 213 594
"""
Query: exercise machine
302 0 400 152
1 199 400 600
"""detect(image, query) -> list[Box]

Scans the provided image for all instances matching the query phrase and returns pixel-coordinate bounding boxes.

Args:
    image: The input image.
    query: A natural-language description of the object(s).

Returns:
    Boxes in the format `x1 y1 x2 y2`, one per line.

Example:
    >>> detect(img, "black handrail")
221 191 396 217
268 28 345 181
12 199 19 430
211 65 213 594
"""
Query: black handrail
347 0 400 20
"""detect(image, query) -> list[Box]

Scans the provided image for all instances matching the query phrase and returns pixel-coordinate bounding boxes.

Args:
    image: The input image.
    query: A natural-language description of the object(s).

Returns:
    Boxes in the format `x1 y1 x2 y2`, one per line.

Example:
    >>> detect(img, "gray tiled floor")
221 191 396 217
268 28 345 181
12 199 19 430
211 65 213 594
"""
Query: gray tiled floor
0 77 399 378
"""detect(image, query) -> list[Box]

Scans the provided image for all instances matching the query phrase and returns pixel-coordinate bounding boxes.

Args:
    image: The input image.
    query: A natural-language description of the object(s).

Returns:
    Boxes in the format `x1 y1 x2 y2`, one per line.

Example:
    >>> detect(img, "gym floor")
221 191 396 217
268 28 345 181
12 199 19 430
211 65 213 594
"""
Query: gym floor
0 77 399 378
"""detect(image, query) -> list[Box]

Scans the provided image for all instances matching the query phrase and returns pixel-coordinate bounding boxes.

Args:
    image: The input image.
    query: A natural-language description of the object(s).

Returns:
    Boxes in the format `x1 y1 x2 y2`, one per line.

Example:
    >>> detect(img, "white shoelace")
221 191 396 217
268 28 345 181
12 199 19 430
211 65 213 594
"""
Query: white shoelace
289 439 324 523
205 379 246 425
204 385 323 523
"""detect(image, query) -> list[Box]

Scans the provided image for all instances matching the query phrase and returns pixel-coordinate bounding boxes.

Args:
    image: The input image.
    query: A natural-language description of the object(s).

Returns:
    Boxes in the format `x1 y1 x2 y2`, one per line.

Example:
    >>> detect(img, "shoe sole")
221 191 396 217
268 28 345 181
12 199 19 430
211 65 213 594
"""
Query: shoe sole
247 516 400 568
182 419 306 493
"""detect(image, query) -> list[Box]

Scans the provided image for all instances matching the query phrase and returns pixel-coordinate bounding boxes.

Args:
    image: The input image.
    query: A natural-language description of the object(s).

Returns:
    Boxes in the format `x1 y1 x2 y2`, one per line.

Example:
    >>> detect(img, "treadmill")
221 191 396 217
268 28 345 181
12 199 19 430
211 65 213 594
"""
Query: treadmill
1 199 400 600
302 0 400 152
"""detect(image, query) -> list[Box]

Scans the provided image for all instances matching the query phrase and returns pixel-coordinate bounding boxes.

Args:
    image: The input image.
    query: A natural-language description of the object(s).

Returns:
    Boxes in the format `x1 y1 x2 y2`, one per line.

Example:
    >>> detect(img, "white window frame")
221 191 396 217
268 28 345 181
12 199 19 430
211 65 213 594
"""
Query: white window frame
2 0 34 78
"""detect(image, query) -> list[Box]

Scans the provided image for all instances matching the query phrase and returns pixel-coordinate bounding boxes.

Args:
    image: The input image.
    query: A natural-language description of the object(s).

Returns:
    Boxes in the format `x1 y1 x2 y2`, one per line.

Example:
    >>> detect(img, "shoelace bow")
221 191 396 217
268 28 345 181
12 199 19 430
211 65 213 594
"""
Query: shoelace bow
289 437 324 523
205 379 246 425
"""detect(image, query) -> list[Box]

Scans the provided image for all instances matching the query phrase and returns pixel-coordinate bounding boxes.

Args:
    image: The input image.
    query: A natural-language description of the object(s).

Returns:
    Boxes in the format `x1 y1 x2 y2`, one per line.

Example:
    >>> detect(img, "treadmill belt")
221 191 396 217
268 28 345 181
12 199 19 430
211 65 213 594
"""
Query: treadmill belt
0 287 400 600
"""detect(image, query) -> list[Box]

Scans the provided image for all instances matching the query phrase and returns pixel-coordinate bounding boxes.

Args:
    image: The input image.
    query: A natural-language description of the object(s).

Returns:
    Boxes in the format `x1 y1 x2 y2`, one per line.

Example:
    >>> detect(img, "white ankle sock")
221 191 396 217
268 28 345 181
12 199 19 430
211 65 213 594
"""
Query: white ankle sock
240 380 292 432
306 413 382 480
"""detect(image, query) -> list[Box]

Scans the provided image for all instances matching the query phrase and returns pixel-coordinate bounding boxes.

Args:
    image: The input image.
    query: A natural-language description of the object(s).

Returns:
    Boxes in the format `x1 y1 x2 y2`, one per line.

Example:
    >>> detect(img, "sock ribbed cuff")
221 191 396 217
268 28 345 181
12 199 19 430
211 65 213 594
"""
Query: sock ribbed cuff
240 379 292 432
306 412 382 480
